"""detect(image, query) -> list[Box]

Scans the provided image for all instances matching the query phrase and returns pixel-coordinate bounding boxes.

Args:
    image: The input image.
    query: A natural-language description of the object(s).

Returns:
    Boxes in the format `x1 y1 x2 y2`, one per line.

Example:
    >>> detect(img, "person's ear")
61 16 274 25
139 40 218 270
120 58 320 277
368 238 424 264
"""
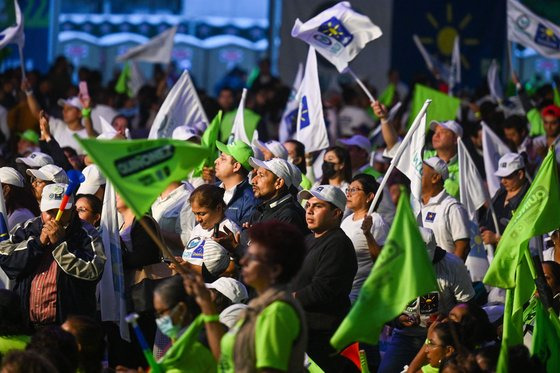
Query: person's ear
232 162 242 173
269 264 282 284
2 184 10 198
275 177 285 190
366 192 375 204
445 345 455 358
93 213 101 226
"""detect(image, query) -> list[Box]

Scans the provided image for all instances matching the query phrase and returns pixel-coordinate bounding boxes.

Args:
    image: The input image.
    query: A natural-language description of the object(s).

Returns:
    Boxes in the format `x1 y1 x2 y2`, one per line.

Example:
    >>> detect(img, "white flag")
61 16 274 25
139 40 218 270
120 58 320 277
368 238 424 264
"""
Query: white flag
148 70 208 139
116 26 177 64
507 0 560 58
128 61 145 97
482 122 510 197
97 116 130 139
295 47 329 153
413 34 450 82
487 60 503 103
449 36 461 92
98 182 130 341
291 1 382 72
279 63 304 142
458 137 492 281
0 0 24 49
229 88 256 144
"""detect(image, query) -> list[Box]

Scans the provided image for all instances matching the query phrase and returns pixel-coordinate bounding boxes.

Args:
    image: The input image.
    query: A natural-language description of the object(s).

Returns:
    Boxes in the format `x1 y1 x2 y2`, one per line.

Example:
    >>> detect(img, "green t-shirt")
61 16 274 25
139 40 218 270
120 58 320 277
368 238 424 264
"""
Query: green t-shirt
421 364 440 373
0 335 30 355
423 149 459 199
219 301 301 373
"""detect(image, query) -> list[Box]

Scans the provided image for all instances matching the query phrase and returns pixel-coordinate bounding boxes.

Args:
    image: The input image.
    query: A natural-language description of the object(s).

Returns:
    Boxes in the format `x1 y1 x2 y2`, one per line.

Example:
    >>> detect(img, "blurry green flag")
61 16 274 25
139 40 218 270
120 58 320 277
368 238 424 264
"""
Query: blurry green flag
484 148 560 289
379 83 396 107
76 137 209 218
527 108 544 137
115 63 132 97
330 190 438 350
554 86 560 107
193 111 222 177
219 109 260 144
408 84 460 128
496 254 535 373
532 300 560 373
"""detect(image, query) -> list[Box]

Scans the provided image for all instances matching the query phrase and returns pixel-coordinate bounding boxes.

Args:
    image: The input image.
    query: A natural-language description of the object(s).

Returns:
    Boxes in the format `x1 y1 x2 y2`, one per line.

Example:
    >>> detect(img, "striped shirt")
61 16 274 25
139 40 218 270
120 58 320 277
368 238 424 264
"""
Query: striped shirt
29 253 58 324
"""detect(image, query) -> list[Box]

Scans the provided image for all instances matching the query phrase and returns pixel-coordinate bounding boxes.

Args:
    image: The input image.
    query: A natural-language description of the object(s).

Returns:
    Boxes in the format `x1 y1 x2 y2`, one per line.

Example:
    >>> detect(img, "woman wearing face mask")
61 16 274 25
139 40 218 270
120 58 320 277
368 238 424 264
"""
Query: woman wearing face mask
317 146 352 192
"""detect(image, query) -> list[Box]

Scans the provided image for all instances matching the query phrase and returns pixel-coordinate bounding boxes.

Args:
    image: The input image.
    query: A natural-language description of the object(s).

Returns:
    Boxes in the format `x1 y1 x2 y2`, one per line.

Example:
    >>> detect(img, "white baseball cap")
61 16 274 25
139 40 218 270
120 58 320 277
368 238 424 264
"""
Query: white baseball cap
0 167 25 187
254 139 288 160
57 96 83 111
287 162 303 191
182 237 230 276
77 165 106 195
27 164 68 184
423 157 449 180
298 184 347 211
251 146 265 161
494 153 525 177
249 157 293 187
429 120 463 137
206 277 248 303
15 152 54 168
171 125 201 141
40 183 73 212
338 135 372 153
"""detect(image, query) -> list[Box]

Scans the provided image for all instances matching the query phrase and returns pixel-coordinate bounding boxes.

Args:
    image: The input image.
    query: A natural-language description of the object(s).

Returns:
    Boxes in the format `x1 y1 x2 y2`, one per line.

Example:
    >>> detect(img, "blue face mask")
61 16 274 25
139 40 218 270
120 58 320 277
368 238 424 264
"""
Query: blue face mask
156 314 180 339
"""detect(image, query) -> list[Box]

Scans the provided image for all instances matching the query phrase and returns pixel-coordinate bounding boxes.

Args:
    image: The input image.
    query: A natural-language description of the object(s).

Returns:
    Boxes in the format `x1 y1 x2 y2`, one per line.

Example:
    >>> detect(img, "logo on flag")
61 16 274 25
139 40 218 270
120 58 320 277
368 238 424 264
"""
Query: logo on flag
299 96 310 130
318 17 354 46
535 24 560 50
425 212 436 222
285 108 299 137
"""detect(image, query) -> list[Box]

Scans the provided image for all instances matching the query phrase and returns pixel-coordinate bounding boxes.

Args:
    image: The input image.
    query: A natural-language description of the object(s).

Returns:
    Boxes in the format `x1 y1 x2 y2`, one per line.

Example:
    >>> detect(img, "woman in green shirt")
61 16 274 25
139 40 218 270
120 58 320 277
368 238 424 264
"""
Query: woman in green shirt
183 220 308 373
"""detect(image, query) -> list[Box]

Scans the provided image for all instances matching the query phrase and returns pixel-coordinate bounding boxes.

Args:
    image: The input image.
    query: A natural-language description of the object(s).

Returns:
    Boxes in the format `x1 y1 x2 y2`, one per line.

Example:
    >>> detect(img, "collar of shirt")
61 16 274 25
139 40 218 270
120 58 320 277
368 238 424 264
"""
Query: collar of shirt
257 191 292 212
422 189 448 207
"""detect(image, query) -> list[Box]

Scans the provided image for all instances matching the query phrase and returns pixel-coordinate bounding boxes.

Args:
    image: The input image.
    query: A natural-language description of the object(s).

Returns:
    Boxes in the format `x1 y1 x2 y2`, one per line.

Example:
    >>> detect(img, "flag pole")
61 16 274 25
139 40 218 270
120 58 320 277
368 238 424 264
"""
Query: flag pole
346 67 376 102
18 44 26 80
367 99 432 214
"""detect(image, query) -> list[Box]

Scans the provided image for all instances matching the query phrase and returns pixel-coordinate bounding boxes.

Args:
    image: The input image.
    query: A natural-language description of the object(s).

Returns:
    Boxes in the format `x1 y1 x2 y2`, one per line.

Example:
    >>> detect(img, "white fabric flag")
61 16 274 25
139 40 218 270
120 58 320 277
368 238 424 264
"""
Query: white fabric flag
458 137 491 281
482 122 510 197
229 88 256 144
128 61 146 97
0 0 24 49
449 36 461 92
97 116 130 139
279 63 304 142
97 182 130 341
116 26 177 63
487 59 503 103
148 70 208 139
291 1 382 72
507 0 560 58
295 47 329 153
413 34 450 82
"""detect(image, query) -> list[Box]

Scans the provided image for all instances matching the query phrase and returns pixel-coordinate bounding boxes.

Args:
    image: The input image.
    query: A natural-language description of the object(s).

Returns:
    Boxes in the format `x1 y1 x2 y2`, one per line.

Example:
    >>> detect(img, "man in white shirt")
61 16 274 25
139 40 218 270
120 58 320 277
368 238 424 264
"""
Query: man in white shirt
421 157 470 261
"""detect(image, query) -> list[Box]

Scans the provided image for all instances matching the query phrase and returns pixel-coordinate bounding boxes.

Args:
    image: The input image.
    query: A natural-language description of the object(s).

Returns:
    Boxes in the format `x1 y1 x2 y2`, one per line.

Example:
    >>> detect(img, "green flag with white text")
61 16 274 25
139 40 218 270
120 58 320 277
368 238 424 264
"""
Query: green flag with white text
330 190 438 350
408 84 460 128
76 137 210 218
483 148 560 289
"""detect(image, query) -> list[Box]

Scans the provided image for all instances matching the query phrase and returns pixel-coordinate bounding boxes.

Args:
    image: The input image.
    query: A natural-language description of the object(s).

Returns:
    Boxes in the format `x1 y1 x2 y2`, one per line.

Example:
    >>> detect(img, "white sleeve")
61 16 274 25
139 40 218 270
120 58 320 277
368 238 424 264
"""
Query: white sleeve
450 260 476 303
371 214 389 245
448 203 470 241
382 139 402 159
177 199 196 245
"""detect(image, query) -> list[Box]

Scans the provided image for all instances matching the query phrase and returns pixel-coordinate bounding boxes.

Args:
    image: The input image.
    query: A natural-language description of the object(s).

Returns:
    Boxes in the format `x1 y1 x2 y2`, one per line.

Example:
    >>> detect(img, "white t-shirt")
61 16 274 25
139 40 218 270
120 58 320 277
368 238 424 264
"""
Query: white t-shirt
91 104 119 134
49 117 88 154
337 105 375 137
151 183 195 246
341 212 389 302
421 190 470 254
182 218 240 259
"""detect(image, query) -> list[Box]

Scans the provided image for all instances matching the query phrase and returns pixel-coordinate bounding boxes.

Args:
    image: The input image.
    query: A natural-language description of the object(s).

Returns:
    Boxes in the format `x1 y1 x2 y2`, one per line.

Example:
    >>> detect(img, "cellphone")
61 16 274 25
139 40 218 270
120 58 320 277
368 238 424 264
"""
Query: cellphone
79 81 90 101
213 224 220 238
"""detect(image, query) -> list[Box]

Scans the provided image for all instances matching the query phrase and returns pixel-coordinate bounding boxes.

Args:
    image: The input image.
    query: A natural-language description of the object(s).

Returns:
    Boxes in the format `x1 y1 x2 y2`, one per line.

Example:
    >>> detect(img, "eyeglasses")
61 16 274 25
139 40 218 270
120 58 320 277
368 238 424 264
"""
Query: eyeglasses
425 339 445 349
345 187 364 195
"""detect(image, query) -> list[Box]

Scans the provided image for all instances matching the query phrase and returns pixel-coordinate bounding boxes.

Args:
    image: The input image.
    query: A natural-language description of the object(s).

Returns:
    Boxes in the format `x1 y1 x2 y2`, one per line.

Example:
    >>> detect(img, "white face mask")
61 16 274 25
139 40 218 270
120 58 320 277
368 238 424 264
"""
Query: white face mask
288 156 295 164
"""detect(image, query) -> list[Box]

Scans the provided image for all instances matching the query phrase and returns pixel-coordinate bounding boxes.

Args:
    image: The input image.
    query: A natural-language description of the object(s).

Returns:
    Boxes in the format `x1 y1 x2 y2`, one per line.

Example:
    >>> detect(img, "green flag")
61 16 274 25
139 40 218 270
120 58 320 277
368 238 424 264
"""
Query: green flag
76 137 210 218
192 111 222 177
527 108 544 137
379 83 396 107
496 254 535 373
157 315 217 372
219 108 260 144
408 84 460 128
554 86 560 107
115 63 132 97
483 148 560 289
532 300 560 373
330 190 438 350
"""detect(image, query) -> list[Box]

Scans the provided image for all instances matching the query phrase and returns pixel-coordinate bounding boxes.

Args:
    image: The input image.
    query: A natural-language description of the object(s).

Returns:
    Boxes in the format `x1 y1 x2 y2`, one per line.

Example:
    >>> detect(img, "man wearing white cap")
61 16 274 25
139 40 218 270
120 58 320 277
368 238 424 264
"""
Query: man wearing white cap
26 164 68 202
292 185 357 371
76 164 106 202
15 151 54 169
480 153 530 246
22 78 95 154
421 157 470 261
0 183 106 327
0 167 39 230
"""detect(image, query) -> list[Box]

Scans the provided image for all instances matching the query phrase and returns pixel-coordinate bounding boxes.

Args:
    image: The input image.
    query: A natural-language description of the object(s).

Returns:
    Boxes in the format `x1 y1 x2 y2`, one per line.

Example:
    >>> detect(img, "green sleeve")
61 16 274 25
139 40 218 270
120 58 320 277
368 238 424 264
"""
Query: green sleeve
255 301 301 371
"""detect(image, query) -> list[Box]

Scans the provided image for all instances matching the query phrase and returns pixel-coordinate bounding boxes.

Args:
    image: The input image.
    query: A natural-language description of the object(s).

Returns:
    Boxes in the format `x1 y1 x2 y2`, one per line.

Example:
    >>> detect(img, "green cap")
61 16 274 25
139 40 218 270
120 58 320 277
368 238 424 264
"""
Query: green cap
216 140 254 171
18 129 39 144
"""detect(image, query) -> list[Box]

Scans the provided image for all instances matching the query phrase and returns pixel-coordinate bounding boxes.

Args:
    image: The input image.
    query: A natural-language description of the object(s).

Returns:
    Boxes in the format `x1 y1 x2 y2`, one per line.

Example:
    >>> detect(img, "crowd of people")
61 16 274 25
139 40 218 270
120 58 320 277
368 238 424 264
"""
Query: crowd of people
0 54 559 373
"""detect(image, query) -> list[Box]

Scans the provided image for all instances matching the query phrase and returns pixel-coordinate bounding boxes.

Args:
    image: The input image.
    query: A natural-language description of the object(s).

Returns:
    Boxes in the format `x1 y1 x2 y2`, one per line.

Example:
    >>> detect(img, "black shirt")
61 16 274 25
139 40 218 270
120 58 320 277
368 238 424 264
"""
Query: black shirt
482 181 530 234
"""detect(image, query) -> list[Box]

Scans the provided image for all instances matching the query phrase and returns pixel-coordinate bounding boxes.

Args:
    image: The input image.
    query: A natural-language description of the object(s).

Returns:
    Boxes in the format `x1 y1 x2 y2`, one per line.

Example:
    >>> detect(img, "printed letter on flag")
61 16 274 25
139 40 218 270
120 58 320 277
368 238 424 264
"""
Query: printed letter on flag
291 1 382 72
295 47 329 153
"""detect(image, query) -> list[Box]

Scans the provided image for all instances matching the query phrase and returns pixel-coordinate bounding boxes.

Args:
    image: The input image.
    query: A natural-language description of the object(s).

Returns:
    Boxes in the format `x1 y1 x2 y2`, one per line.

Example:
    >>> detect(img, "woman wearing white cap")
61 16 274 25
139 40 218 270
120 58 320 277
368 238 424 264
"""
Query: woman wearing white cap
0 167 40 230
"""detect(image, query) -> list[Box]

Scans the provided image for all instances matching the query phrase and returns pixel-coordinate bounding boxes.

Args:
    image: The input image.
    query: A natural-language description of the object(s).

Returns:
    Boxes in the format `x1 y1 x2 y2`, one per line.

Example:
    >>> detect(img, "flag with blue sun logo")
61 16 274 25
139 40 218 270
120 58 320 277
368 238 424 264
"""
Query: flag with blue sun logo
294 47 329 153
291 1 382 72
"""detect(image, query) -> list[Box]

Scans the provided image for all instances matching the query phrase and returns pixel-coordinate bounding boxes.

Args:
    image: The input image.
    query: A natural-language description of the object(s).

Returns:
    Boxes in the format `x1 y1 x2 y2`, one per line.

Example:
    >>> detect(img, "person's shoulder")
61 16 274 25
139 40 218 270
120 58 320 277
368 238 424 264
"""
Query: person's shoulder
48 117 65 130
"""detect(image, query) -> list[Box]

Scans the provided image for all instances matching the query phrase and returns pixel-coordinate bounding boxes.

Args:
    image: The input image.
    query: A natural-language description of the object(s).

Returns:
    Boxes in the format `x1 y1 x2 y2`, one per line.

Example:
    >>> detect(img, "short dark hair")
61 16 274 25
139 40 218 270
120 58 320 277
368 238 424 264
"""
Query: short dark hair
2 350 57 373
285 139 306 173
351 173 382 208
63 315 105 373
321 146 352 185
27 326 79 373
189 184 226 210
248 221 306 284
503 115 528 135
75 194 102 215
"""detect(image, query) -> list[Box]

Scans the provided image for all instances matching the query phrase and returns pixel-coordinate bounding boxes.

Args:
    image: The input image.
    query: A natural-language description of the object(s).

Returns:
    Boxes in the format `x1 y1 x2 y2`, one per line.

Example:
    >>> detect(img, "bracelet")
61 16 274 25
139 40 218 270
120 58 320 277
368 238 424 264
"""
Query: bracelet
202 314 220 323
25 89 33 96
81 108 92 117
